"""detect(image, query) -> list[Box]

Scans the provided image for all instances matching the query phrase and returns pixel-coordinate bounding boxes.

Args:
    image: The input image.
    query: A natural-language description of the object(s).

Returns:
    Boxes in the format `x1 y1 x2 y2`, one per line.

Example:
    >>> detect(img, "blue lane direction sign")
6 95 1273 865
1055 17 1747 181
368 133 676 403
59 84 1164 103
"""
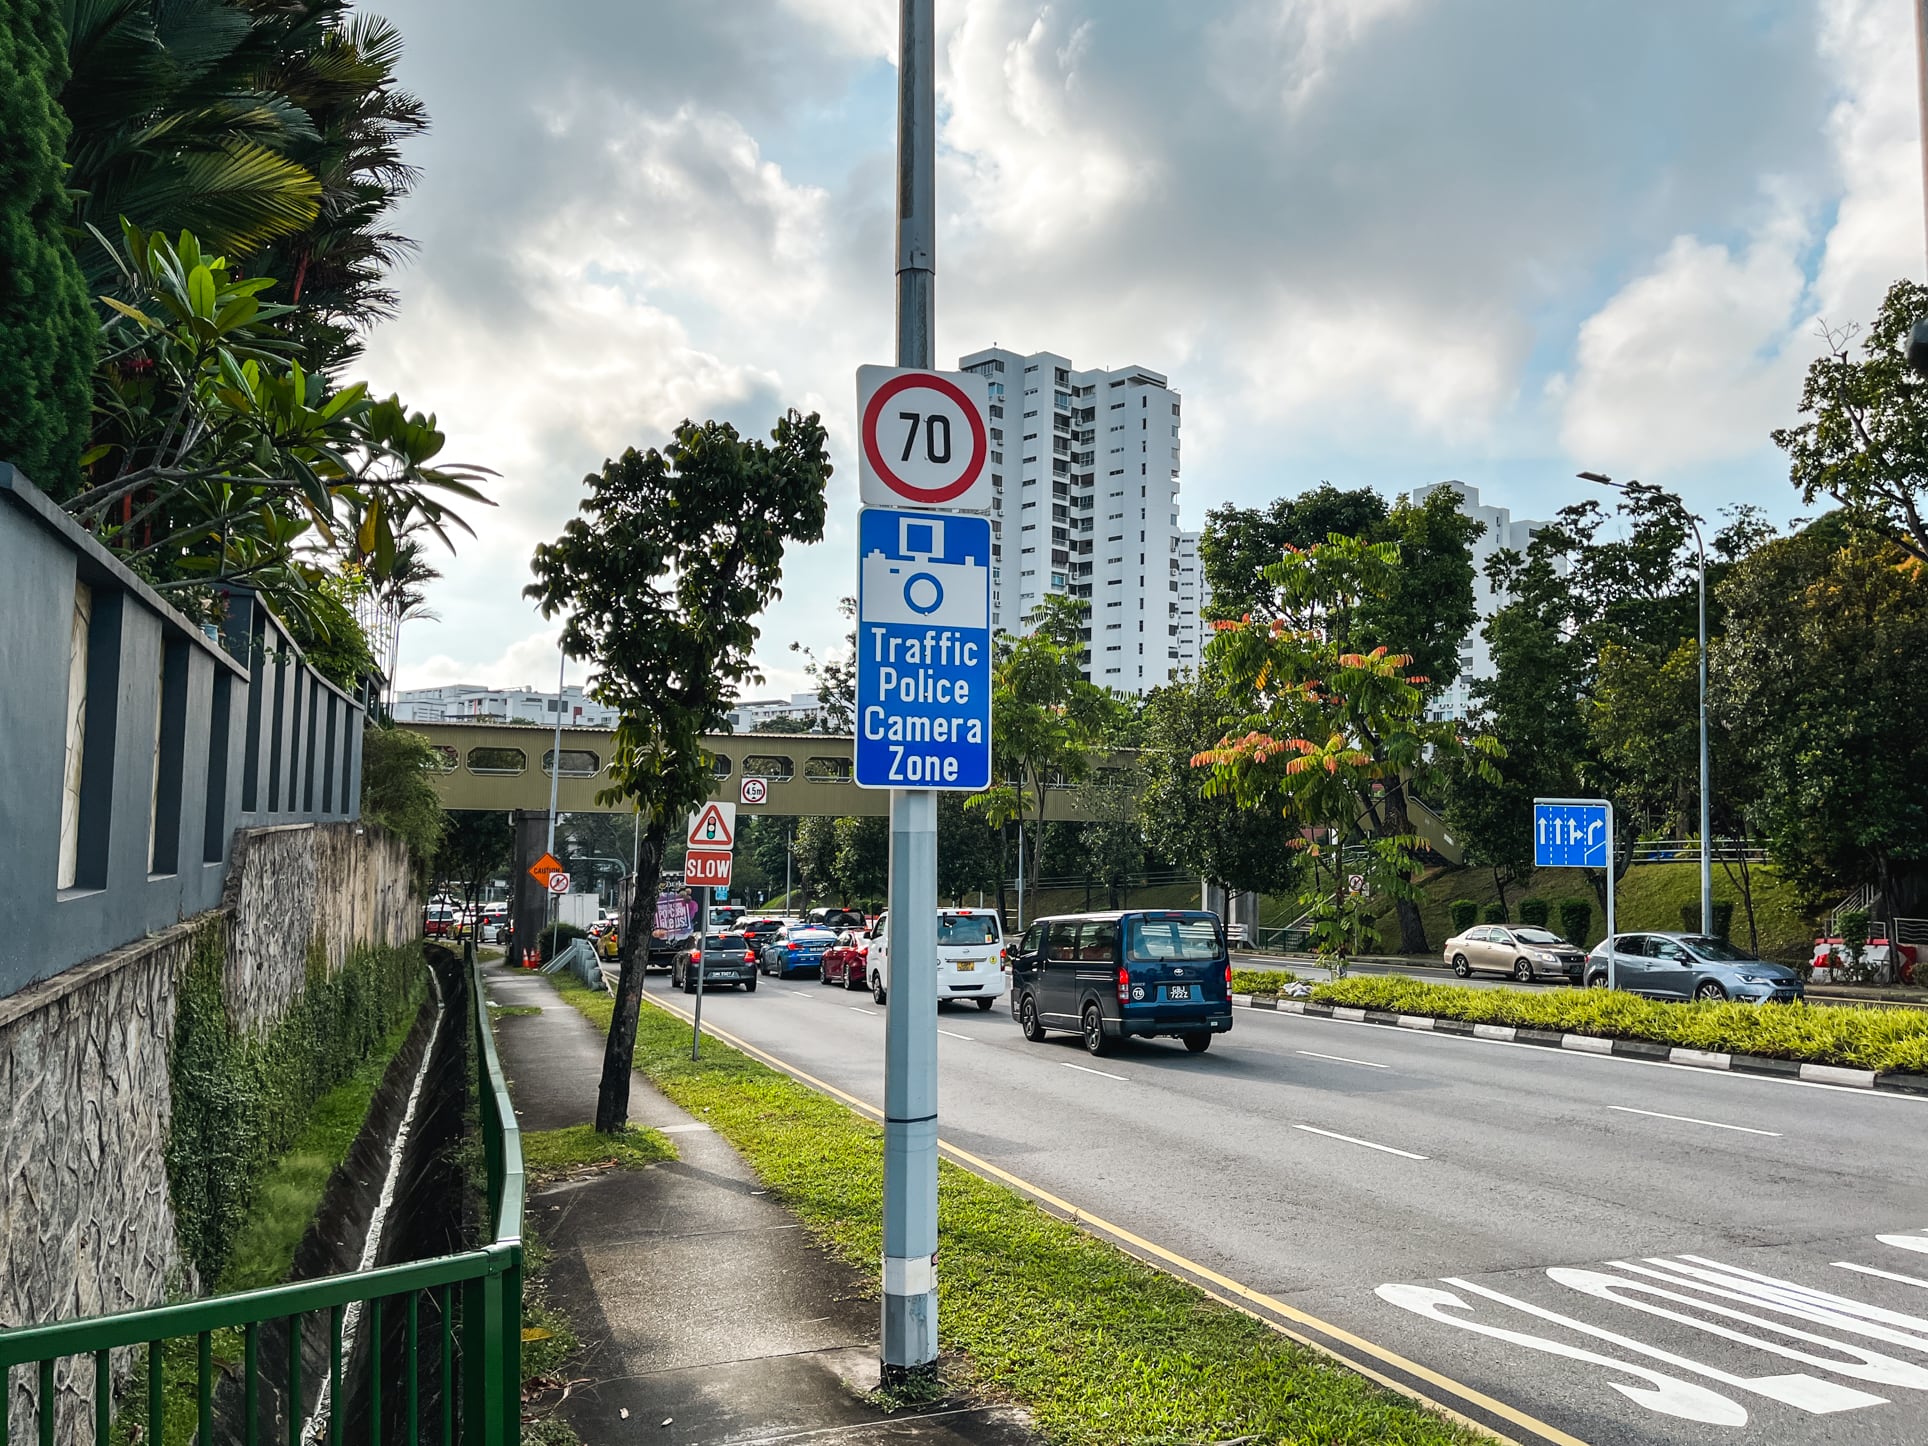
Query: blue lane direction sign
855 507 992 790
1533 799 1612 868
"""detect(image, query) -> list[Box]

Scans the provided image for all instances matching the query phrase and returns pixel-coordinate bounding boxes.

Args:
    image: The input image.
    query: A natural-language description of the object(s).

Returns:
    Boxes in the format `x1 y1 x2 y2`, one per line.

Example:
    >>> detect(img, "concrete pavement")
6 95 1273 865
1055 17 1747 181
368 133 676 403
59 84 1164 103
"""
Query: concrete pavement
661 966 1928 1446
483 965 1032 1446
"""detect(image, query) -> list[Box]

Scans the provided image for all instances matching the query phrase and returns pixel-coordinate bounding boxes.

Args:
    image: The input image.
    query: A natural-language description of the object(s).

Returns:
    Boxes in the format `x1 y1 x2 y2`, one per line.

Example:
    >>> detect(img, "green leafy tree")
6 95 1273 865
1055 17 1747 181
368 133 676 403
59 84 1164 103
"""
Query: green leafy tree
1775 278 1928 564
792 815 837 910
433 810 512 914
969 595 1120 901
359 724 445 887
525 411 829 1131
1196 535 1499 961
0 0 95 488
1138 672 1300 901
831 816 889 904
1200 484 1387 621
936 791 1001 905
752 713 818 734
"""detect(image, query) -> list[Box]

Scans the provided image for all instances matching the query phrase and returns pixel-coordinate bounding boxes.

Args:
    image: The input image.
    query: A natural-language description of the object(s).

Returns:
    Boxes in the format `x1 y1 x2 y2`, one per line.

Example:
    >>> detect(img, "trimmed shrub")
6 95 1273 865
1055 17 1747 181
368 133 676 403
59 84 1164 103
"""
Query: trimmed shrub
1480 901 1508 925
538 921 589 961
1518 897 1550 927
1558 897 1593 945
1448 899 1479 933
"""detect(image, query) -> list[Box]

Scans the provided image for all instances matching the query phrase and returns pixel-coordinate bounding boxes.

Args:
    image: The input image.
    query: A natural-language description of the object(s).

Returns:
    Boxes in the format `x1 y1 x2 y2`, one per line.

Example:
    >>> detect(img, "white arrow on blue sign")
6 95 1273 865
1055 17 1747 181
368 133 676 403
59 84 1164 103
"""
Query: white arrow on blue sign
1532 798 1612 869
854 506 992 790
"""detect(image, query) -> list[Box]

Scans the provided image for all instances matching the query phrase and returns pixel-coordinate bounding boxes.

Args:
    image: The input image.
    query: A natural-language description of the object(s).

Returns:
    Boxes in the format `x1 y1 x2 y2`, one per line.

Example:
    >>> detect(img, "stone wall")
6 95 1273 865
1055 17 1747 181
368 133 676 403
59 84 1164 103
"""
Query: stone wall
0 820 417 1439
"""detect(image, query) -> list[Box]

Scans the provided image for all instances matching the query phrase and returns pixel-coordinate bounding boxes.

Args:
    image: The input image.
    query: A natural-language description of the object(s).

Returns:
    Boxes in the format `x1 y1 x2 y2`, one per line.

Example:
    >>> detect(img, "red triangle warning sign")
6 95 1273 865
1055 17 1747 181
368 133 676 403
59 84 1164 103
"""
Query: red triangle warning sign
686 801 736 850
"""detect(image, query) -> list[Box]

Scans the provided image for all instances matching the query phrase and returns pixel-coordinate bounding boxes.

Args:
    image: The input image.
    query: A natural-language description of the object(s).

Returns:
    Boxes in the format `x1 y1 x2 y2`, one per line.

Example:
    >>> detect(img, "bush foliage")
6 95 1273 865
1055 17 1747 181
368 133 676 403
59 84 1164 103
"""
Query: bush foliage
1310 974 1928 1073
1448 899 1479 933
1518 897 1549 927
1558 897 1592 946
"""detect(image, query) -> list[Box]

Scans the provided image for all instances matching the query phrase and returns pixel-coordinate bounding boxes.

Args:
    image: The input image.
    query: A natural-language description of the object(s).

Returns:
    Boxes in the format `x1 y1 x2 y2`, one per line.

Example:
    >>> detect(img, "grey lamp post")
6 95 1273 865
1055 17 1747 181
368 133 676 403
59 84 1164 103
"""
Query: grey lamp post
1579 473 1711 934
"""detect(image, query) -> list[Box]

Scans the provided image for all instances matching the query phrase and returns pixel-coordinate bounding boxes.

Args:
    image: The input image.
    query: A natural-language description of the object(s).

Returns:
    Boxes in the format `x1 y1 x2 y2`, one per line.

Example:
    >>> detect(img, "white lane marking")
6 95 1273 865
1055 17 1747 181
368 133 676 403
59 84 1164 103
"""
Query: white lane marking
1606 1105 1781 1136
1292 1124 1426 1160
938 1029 973 1041
657 1123 712 1134
1233 1003 1928 1102
1062 1061 1128 1082
850 1006 879 1016
1297 1049 1388 1069
1836 1261 1928 1292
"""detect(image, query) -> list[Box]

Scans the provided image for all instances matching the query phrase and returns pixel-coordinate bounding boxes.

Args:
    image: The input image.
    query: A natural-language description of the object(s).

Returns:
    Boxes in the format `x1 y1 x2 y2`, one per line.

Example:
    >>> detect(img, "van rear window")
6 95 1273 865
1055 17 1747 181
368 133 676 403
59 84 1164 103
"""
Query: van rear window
1126 917 1221 963
939 915 1000 945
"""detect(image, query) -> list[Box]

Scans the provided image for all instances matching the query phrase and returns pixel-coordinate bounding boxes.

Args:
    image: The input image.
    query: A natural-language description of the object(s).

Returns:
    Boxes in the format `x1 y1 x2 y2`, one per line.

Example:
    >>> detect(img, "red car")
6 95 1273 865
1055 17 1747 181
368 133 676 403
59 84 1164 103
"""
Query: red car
818 929 872 990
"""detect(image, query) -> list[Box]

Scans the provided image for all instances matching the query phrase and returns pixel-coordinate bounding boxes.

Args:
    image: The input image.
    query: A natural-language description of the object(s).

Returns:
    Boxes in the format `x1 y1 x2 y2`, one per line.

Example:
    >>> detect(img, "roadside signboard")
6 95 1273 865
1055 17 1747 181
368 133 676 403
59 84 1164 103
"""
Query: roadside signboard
546 871 572 895
684 850 733 887
528 851 563 885
687 801 736 850
655 894 695 936
740 776 769 806
1533 800 1612 869
857 366 992 513
854 507 992 790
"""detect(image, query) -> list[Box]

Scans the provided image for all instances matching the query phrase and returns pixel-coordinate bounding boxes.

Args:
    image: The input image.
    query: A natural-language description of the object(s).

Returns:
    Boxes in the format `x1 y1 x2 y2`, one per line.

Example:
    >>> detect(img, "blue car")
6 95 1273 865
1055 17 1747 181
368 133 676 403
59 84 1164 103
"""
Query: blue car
759 923 837 979
1584 932 1804 1003
1010 910 1234 1055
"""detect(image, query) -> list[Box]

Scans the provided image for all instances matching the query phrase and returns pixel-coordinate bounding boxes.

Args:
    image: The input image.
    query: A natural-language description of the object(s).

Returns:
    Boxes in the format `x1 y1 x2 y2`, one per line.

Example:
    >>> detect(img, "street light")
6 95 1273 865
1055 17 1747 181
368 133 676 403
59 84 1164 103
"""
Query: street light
1579 472 1712 935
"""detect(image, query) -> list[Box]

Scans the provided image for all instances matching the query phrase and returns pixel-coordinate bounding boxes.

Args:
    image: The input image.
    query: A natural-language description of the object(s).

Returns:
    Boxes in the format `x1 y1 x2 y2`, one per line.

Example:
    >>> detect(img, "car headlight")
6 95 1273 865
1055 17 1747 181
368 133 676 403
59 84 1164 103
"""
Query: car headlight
1738 973 1775 984
1531 950 1558 962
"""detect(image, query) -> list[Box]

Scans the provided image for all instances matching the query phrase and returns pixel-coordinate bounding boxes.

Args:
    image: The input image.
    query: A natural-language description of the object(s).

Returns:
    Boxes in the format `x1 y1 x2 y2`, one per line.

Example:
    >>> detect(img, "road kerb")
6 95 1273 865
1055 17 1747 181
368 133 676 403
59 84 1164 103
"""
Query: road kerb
634 988 1581 1446
1231 993 1928 1096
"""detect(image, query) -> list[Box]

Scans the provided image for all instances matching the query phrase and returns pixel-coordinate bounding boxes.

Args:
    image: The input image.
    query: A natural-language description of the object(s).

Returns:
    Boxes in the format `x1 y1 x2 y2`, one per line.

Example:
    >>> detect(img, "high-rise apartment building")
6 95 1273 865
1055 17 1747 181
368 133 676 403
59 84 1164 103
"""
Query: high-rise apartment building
958 347 1203 694
1402 480 1553 722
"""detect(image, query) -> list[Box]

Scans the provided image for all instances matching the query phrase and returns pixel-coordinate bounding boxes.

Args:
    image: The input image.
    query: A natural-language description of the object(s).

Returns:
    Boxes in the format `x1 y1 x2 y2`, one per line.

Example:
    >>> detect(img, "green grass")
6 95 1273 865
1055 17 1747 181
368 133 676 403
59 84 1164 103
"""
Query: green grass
548 973 1478 1446
1310 975 1928 1073
1231 967 1297 997
522 1123 676 1184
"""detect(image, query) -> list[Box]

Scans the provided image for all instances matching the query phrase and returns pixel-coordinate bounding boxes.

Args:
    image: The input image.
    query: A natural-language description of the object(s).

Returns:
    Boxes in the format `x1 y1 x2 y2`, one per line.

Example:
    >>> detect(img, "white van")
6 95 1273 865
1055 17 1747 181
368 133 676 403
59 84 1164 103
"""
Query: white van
866 909 1008 1010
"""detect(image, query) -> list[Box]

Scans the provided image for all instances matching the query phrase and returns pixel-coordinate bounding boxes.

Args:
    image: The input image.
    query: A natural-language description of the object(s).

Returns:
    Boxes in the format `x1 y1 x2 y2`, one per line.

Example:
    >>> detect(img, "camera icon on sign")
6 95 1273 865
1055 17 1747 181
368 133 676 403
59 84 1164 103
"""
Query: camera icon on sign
861 515 987 629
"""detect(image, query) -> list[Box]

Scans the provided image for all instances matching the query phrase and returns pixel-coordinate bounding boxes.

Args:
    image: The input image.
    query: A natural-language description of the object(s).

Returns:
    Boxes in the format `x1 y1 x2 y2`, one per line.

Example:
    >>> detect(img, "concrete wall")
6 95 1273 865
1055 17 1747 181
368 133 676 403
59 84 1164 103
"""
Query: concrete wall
0 820 415 1438
0 466 366 1000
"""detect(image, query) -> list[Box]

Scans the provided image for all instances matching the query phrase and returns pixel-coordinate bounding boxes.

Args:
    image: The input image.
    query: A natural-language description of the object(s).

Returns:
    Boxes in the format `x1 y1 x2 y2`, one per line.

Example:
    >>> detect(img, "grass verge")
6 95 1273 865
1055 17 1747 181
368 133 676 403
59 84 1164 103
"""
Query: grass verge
1309 975 1928 1072
523 1123 676 1185
548 972 1479 1446
519 1225 585 1446
1231 967 1297 998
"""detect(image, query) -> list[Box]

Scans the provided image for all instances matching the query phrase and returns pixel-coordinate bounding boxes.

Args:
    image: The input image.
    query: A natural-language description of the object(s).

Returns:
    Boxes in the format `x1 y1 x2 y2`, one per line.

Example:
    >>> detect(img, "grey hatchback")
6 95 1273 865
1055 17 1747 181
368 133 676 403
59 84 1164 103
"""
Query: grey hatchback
1584 932 1803 1003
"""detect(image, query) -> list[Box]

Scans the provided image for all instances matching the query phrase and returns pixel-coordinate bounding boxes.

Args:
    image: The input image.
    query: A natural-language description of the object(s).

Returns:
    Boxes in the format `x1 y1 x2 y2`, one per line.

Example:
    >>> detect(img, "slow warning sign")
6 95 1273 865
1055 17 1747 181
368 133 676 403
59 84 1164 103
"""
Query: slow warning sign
686 802 736 850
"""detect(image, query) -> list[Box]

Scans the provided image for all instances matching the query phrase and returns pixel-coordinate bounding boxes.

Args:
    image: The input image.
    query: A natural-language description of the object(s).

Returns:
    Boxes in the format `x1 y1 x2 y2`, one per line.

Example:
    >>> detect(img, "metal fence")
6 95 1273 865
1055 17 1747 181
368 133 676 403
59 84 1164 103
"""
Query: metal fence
0 945 523 1445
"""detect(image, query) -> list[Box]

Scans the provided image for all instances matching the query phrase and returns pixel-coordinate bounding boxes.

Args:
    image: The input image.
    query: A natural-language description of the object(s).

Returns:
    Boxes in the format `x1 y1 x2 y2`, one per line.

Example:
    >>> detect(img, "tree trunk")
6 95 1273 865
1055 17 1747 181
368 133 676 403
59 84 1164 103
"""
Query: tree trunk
597 822 668 1134
995 823 1009 925
1378 779 1430 955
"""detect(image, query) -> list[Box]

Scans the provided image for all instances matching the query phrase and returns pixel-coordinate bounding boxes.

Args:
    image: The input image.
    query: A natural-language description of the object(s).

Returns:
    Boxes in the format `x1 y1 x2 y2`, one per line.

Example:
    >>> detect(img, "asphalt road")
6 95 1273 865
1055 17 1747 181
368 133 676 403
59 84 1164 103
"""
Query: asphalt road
643 968 1928 1446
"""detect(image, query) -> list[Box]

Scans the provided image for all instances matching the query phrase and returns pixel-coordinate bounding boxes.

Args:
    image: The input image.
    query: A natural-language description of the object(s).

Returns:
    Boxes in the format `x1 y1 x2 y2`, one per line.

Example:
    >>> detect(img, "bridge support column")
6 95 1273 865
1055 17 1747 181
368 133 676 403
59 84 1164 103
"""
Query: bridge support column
509 809 550 965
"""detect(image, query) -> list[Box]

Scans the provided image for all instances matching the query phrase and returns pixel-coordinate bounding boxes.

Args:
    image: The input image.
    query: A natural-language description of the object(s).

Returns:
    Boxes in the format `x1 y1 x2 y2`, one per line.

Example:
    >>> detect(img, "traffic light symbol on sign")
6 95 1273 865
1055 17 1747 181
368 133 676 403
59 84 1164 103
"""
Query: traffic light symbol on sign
688 802 735 849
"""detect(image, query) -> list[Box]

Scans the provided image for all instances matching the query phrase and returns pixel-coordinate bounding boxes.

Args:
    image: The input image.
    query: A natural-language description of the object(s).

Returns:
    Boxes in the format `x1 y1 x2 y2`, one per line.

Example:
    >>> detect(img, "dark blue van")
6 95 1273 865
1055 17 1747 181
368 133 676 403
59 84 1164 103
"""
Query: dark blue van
1010 911 1233 1055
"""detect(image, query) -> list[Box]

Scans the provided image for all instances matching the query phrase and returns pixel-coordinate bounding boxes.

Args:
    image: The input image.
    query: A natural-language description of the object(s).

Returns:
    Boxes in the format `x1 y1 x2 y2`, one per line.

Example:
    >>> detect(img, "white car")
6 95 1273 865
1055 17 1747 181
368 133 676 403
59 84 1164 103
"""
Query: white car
867 909 1007 1011
476 902 509 943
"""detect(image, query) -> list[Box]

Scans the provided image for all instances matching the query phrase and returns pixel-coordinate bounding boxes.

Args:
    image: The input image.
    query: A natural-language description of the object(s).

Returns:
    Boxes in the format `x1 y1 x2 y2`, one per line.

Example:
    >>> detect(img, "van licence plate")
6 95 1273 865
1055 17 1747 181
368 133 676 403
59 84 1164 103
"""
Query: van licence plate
954 960 975 971
1164 984 1193 1001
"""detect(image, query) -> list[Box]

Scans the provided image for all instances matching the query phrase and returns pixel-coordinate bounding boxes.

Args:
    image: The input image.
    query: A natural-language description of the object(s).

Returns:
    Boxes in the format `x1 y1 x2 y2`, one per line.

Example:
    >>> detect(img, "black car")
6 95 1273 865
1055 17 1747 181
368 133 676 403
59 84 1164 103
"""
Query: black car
807 906 869 931
670 932 757 993
1010 910 1233 1056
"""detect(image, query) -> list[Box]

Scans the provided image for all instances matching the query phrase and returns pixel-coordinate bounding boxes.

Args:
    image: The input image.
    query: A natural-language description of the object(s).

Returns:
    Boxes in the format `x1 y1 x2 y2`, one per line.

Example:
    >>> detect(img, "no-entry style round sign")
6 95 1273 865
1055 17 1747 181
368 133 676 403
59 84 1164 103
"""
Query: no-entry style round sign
740 776 768 805
857 365 992 512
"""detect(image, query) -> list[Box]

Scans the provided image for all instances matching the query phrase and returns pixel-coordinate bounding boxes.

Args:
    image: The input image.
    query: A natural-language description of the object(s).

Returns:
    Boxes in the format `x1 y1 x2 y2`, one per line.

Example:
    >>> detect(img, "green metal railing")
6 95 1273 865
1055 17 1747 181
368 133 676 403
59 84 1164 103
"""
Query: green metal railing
0 945 524 1445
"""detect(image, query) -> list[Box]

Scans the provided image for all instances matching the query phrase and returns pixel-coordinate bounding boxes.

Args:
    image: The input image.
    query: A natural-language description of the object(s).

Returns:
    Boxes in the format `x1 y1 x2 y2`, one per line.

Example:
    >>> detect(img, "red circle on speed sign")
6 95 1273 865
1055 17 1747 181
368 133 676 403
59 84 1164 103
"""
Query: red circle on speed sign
861 372 989 505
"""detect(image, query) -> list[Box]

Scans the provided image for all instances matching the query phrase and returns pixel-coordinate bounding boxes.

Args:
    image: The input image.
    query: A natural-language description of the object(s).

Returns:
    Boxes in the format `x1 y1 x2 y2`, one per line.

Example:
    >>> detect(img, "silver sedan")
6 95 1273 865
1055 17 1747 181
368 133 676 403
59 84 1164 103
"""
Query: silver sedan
1443 924 1588 983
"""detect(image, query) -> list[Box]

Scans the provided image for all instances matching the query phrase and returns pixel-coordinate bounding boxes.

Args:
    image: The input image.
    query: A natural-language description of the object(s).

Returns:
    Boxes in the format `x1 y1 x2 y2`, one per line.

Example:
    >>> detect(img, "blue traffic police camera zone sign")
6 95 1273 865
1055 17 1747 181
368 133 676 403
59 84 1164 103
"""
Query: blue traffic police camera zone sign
1532 798 1612 869
855 506 992 790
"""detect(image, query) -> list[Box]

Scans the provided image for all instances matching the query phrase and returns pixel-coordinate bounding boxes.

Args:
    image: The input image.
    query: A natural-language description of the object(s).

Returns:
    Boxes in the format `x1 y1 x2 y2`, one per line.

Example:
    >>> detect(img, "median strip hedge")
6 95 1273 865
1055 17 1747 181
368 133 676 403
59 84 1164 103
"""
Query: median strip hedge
548 974 1478 1446
1231 966 1298 997
1305 975 1928 1073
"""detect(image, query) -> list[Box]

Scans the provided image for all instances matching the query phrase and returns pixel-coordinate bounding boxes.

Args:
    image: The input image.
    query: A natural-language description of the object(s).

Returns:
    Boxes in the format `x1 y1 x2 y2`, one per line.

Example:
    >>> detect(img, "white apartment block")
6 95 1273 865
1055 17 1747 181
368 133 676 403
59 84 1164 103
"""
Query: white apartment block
958 347 1202 694
726 691 827 732
391 683 621 728
1402 479 1552 722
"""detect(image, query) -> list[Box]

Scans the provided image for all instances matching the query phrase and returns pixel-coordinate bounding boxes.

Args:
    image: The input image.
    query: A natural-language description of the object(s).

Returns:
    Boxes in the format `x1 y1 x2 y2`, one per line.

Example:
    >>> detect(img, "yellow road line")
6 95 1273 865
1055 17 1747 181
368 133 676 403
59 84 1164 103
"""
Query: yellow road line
637 989 1588 1446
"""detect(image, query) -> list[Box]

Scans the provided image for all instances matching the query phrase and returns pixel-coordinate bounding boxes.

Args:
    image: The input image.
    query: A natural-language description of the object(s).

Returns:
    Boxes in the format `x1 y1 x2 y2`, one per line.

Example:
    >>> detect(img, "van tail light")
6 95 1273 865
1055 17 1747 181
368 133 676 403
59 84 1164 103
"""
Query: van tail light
1117 966 1130 1004
1224 962 1232 996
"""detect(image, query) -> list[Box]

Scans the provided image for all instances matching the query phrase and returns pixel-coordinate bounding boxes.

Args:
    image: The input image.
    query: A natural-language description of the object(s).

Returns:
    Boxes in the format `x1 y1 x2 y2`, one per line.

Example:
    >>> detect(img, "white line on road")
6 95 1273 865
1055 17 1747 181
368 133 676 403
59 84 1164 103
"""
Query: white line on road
1062 1061 1129 1082
1293 1124 1427 1160
1298 1049 1389 1069
938 1029 973 1041
849 1007 879 1016
1606 1105 1781 1137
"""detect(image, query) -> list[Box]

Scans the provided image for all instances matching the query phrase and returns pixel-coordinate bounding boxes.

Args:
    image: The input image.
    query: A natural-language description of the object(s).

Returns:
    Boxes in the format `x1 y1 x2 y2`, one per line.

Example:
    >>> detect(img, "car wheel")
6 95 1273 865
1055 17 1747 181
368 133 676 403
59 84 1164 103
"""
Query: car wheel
1694 980 1726 1003
1182 1032 1212 1054
743 976 757 993
682 969 697 995
1020 993 1046 1042
1452 954 1472 978
1081 1003 1112 1057
872 973 887 1006
1587 973 1608 989
819 963 834 985
976 996 995 1012
1512 959 1533 983
847 967 865 991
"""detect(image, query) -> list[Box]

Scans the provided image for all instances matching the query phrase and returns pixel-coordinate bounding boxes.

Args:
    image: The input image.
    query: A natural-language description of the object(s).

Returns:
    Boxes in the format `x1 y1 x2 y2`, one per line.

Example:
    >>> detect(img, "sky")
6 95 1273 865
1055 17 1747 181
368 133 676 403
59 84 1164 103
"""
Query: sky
358 0 1928 700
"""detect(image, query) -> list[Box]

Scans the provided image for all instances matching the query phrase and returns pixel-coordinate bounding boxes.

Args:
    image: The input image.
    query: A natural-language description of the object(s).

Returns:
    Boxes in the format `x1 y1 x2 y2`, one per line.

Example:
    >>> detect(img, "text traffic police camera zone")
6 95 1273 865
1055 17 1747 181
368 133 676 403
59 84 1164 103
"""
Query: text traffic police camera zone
857 509 992 788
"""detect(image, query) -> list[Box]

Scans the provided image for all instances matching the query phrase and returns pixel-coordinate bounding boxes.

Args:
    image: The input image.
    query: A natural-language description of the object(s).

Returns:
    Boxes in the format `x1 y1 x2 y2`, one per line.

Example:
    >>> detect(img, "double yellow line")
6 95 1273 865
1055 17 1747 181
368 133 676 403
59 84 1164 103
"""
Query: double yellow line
641 990 1589 1446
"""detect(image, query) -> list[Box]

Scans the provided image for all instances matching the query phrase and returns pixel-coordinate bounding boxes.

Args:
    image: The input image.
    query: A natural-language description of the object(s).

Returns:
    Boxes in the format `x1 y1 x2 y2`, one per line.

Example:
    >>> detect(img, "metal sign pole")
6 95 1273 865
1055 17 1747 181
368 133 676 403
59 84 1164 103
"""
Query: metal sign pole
881 0 940 1388
691 887 708 1061
1606 800 1617 993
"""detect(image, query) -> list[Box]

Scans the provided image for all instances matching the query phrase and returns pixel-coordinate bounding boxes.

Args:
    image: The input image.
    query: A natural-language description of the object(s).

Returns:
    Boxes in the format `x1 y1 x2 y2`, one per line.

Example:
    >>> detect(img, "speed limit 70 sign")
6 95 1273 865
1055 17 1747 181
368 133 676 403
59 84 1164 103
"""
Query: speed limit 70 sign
857 366 991 513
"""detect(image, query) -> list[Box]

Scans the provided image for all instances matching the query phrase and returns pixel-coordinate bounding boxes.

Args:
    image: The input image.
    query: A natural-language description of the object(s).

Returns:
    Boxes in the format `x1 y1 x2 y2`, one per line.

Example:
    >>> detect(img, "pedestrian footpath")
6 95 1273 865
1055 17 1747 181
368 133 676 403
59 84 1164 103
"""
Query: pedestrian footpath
483 964 1032 1446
